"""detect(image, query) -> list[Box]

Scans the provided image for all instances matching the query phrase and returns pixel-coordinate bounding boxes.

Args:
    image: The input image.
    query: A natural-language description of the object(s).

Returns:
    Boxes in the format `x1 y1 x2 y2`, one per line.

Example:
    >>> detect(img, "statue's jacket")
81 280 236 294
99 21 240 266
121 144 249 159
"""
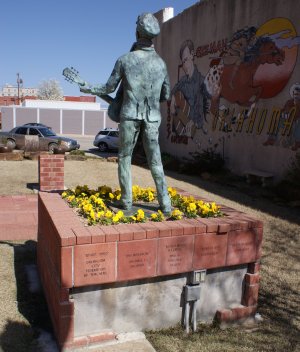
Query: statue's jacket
92 44 170 122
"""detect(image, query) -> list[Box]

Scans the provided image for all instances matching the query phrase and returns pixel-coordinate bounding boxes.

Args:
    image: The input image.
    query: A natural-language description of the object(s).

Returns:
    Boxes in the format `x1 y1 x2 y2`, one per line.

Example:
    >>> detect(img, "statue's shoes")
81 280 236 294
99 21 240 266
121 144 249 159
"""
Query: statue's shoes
113 200 132 211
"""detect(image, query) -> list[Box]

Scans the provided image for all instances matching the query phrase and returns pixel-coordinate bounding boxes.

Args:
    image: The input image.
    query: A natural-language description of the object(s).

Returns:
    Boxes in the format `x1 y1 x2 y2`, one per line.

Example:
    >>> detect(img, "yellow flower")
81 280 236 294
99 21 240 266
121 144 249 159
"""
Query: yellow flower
105 210 113 218
151 213 158 220
136 209 145 222
187 202 197 212
109 193 114 200
171 209 183 220
168 187 177 197
90 210 95 220
211 202 219 213
97 211 104 218
112 215 120 223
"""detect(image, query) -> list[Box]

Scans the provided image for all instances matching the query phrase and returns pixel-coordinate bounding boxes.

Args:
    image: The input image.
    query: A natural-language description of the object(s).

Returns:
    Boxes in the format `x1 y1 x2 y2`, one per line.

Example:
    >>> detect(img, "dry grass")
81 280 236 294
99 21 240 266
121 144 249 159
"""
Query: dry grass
0 159 299 351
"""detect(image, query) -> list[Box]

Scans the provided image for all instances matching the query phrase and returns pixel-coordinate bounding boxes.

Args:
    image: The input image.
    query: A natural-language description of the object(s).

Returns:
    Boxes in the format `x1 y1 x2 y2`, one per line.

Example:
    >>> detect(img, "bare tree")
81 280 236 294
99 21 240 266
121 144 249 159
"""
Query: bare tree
37 79 64 100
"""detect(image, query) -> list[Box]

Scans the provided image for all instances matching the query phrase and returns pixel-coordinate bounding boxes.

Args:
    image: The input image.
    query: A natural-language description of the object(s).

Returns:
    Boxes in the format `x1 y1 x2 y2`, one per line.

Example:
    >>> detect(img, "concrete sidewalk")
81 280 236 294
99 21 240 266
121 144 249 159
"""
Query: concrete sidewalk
0 194 38 241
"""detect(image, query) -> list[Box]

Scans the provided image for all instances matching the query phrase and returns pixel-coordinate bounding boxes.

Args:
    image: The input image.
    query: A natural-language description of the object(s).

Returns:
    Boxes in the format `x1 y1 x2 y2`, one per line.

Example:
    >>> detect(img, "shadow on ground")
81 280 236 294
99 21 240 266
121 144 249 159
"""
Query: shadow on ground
162 167 300 225
0 241 56 352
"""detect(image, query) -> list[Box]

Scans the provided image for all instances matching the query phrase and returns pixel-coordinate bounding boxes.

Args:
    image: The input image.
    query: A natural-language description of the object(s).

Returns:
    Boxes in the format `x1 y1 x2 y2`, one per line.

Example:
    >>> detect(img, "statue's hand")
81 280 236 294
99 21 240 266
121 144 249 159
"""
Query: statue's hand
80 86 91 94
79 81 92 94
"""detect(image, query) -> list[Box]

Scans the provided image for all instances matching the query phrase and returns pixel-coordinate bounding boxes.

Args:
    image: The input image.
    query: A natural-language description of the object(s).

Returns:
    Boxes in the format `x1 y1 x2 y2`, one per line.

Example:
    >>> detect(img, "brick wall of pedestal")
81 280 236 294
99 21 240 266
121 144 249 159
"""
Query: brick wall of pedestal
37 191 263 350
39 154 64 192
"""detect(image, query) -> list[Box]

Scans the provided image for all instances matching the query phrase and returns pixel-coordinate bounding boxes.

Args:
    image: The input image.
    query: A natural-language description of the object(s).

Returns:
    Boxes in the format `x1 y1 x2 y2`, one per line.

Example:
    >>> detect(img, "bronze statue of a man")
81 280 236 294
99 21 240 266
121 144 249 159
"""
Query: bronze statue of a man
80 13 171 213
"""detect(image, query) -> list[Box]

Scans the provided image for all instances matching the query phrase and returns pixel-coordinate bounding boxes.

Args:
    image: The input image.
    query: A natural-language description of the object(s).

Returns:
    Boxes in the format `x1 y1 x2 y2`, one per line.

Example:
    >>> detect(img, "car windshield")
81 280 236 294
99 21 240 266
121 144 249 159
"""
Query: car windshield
39 128 56 137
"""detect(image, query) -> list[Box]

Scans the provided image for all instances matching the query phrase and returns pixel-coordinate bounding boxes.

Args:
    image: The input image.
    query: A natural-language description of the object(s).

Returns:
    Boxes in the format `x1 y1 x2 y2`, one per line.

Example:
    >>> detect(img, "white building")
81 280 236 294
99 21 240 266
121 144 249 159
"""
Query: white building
0 84 38 97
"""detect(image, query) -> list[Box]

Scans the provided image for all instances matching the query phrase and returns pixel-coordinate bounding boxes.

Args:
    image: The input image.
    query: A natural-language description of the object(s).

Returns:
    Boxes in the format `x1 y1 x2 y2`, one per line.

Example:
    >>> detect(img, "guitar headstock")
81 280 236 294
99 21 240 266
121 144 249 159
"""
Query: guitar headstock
62 67 85 86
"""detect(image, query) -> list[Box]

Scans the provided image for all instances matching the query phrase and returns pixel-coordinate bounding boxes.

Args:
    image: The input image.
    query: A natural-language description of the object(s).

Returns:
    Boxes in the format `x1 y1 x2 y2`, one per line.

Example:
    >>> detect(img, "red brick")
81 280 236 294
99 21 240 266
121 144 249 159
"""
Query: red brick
198 218 218 233
74 242 117 286
244 273 260 285
118 239 157 281
52 223 76 247
87 226 106 243
60 288 70 301
60 246 73 288
248 261 260 274
242 284 259 306
57 315 74 345
185 218 206 234
226 230 257 266
217 222 231 234
88 331 116 344
100 225 120 242
72 226 91 244
216 309 232 322
152 221 172 237
231 305 257 319
176 219 195 235
168 221 184 236
193 233 227 269
138 222 159 239
255 227 263 260
157 236 194 275
59 301 74 316
60 336 89 351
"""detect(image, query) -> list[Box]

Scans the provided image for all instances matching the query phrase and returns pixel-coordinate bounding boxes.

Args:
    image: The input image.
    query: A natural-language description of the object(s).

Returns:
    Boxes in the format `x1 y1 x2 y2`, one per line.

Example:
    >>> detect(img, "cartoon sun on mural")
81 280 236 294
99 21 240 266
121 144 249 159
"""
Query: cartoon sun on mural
168 17 300 151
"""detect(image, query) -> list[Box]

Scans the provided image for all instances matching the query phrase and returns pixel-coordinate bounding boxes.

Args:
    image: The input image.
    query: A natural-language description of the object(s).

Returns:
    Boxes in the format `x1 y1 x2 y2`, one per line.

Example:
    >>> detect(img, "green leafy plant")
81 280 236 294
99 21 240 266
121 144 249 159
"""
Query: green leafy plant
182 148 225 175
69 149 85 156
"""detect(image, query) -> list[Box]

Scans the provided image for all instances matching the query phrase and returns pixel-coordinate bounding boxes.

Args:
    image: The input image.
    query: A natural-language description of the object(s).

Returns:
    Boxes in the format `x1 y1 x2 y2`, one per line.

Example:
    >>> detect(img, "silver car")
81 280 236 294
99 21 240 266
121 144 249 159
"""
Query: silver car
93 128 119 152
0 125 80 153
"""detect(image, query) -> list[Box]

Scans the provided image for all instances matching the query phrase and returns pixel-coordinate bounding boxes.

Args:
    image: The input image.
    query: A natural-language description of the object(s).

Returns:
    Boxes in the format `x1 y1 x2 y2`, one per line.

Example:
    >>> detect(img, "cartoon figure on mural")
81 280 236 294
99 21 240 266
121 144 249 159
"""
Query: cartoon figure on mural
263 82 300 151
170 40 212 139
206 27 285 107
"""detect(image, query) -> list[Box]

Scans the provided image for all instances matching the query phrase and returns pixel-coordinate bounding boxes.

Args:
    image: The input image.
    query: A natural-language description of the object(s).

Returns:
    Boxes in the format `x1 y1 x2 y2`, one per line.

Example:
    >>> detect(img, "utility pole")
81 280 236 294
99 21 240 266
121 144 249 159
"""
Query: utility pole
16 73 23 105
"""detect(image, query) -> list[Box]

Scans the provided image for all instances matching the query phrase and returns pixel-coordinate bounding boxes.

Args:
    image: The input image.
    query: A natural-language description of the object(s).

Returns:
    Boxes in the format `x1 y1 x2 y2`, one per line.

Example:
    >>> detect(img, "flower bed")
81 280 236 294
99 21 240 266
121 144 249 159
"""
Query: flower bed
62 185 223 225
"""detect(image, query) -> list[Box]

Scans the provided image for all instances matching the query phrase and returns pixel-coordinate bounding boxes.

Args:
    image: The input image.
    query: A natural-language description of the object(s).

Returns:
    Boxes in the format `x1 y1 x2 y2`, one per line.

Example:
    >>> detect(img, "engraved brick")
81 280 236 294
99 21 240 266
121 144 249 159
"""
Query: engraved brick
193 233 228 269
118 239 157 281
157 236 194 275
226 230 257 266
74 242 116 286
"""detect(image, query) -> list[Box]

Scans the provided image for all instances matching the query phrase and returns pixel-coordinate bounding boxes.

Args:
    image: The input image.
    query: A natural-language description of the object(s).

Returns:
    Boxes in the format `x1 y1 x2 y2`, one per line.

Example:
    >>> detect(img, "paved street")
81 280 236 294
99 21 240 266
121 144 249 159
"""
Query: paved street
66 134 118 158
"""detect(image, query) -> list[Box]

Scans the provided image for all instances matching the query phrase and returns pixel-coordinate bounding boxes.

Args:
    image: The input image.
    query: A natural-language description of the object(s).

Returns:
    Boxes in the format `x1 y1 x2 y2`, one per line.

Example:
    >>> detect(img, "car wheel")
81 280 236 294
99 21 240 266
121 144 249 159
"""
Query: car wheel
6 139 16 149
98 142 108 152
48 142 58 154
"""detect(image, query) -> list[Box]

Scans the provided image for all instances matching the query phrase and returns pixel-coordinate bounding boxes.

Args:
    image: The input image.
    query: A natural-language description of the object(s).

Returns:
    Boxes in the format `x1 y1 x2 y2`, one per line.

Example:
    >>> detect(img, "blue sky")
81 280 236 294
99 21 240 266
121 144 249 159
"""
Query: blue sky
0 0 198 97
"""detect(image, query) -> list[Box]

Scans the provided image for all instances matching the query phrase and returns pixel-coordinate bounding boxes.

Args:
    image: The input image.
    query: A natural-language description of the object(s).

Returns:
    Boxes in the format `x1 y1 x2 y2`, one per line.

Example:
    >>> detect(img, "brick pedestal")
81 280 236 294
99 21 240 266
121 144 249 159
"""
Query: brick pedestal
38 191 263 350
39 154 64 192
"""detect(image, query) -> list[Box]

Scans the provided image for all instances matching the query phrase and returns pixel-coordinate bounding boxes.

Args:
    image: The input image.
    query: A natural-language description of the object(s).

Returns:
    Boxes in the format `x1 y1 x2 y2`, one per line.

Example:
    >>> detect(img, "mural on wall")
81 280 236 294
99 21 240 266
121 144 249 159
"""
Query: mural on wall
168 17 300 151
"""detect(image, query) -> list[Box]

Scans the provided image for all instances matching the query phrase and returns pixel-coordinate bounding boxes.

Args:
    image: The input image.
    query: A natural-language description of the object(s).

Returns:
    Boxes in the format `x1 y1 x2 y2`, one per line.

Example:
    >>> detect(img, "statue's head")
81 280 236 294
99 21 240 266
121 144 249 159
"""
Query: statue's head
136 13 160 40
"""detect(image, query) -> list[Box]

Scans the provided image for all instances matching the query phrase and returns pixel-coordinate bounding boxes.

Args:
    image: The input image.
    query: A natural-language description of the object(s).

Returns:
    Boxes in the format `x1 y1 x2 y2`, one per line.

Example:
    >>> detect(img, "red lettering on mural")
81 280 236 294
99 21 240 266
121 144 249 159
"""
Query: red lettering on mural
196 39 227 58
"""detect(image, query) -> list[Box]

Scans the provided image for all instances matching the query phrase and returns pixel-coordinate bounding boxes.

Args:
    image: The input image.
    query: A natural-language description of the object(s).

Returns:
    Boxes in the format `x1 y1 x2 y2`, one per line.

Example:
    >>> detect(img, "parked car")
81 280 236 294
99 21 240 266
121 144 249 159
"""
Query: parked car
0 124 80 153
93 128 119 152
23 122 51 129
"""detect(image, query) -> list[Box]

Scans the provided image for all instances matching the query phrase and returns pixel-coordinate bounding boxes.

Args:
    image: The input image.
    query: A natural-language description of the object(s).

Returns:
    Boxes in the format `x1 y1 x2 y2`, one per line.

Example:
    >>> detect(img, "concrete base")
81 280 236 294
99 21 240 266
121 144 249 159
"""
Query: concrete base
72 265 247 336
